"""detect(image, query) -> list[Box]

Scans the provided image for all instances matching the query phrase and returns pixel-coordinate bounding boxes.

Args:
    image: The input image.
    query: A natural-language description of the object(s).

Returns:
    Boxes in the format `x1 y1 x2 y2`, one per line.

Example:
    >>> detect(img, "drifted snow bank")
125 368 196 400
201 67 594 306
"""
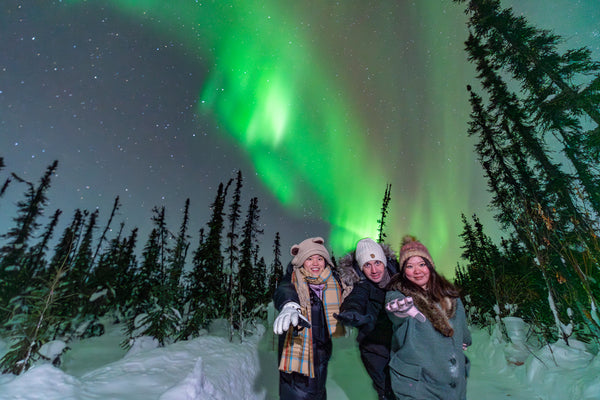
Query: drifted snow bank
79 334 265 400
0 318 599 399
0 364 81 399
157 335 265 400
467 323 600 400
525 339 600 399
0 321 268 400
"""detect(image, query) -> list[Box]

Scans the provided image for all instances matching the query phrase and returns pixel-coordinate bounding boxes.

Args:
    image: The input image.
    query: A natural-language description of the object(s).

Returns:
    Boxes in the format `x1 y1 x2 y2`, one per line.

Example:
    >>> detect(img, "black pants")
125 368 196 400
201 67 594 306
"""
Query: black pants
279 366 328 400
359 345 394 400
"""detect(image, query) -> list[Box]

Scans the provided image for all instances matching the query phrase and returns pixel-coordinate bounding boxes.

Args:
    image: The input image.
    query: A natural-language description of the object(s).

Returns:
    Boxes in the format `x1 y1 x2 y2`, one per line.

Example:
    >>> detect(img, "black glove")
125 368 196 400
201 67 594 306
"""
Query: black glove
334 311 374 327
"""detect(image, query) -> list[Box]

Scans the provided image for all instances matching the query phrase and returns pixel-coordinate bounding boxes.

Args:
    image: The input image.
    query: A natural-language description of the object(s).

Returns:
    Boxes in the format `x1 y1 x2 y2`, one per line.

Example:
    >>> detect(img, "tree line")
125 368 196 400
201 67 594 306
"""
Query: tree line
453 0 600 346
0 162 284 374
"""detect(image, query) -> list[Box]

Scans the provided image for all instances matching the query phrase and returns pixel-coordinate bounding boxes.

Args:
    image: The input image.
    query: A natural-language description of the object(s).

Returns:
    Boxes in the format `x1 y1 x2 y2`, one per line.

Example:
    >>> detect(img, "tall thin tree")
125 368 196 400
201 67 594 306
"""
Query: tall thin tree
377 184 392 243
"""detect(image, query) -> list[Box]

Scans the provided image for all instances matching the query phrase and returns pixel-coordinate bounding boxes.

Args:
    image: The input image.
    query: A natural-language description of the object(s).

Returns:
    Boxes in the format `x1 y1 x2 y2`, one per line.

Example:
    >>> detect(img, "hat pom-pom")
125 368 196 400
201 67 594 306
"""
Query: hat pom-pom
401 235 418 247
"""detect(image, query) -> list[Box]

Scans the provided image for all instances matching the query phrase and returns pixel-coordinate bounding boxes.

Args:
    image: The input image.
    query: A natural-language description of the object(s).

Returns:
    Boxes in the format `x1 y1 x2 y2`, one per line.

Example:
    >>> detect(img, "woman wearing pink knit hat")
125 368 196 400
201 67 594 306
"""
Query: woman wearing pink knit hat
385 236 471 400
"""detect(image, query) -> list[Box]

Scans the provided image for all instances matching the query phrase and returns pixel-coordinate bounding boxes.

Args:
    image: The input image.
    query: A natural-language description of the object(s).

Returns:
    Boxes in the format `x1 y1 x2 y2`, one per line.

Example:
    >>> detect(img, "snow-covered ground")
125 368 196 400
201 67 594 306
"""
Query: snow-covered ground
0 313 599 400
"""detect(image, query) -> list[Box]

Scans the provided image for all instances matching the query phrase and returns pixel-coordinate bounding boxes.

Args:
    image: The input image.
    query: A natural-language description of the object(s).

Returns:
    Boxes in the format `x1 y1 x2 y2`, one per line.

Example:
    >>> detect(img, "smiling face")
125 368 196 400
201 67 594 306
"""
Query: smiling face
362 260 385 283
303 254 326 277
403 256 430 289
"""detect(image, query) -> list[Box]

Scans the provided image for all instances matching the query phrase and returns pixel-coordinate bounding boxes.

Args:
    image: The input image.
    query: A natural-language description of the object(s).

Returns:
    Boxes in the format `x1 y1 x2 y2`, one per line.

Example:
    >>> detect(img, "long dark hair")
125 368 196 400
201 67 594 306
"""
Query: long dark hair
388 257 459 303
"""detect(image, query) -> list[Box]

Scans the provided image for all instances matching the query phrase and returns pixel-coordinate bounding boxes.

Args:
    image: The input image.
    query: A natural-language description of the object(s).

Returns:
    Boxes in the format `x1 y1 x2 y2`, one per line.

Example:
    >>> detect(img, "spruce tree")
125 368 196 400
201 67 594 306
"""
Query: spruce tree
238 197 263 316
46 209 84 280
182 181 231 337
225 171 243 340
455 0 600 340
167 199 191 306
0 262 69 374
130 227 160 315
457 0 600 214
91 196 121 266
198 180 231 315
0 157 10 199
140 206 181 344
377 184 392 243
0 161 58 263
112 227 138 315
0 178 10 199
22 209 62 281
267 232 283 300
124 207 182 347
151 206 169 284
178 228 206 339
72 210 98 287
57 209 98 332
88 222 126 317
0 161 58 317
255 255 268 312
456 214 544 326
88 223 138 319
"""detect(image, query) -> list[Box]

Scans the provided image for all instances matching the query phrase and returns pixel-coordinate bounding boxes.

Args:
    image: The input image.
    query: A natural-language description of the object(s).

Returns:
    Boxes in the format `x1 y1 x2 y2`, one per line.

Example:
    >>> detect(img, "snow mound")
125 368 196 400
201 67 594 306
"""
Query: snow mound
159 358 214 400
1 364 81 399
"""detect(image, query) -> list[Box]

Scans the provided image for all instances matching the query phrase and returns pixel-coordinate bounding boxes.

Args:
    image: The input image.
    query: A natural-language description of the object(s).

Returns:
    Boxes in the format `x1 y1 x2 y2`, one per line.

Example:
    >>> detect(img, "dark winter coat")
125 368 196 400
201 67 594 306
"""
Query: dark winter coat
273 262 301 311
274 262 344 400
385 288 471 400
337 245 398 400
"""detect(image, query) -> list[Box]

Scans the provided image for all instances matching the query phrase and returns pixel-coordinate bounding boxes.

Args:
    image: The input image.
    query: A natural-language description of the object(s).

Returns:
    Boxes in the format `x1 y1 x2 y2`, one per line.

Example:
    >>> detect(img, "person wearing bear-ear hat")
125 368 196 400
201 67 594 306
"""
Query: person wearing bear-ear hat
385 235 472 400
272 236 350 400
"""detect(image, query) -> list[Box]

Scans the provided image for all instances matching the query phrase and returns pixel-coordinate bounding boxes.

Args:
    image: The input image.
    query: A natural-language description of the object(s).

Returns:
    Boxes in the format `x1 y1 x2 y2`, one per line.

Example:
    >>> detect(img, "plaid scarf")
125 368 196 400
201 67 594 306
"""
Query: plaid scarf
278 265 346 377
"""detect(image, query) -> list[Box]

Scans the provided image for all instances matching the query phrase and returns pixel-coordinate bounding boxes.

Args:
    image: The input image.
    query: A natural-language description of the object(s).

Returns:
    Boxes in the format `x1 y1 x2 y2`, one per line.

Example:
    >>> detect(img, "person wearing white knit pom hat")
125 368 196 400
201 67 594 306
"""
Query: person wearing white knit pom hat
334 237 399 400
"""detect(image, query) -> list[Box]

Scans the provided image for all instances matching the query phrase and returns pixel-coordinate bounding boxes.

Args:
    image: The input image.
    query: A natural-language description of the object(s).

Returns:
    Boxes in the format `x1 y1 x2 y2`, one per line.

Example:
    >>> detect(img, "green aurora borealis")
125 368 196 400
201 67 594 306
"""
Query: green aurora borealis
36 0 600 275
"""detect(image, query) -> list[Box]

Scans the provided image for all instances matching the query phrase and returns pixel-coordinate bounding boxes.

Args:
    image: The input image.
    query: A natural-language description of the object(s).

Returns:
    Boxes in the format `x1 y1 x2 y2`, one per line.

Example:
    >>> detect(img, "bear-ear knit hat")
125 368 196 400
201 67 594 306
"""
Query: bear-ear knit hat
355 238 387 269
291 237 333 267
398 235 434 269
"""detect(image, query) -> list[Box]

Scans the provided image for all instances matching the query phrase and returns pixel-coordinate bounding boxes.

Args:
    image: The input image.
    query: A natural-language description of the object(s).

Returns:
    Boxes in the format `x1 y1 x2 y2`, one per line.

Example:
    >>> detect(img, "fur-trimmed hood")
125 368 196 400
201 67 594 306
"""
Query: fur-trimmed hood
390 281 458 337
336 243 399 289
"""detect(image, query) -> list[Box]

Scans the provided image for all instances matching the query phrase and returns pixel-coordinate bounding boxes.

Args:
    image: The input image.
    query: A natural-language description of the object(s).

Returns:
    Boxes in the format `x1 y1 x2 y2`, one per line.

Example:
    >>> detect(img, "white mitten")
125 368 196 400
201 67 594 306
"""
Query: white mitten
274 302 303 335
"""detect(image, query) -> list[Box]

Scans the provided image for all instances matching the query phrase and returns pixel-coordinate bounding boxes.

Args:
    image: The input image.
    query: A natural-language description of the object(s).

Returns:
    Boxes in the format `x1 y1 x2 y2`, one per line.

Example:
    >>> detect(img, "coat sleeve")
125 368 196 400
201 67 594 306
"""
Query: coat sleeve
341 281 383 339
457 298 472 346
340 282 369 315
272 262 300 311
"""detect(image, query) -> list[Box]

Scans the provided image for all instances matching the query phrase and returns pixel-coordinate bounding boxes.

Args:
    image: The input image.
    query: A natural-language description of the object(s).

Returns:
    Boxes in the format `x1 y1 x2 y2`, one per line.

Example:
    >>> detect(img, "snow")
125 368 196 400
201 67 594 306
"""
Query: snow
1 314 599 400
38 340 68 364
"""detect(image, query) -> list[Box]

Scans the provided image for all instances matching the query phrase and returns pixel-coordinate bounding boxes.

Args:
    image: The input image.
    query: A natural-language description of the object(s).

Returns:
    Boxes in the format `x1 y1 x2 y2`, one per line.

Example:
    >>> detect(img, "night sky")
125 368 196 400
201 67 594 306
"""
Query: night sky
1 0 598 277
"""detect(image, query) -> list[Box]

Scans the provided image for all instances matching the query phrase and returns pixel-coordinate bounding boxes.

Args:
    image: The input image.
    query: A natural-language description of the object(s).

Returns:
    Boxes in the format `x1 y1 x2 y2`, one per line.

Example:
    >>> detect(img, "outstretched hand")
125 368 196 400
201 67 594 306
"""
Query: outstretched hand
274 302 310 335
386 296 426 322
334 311 374 328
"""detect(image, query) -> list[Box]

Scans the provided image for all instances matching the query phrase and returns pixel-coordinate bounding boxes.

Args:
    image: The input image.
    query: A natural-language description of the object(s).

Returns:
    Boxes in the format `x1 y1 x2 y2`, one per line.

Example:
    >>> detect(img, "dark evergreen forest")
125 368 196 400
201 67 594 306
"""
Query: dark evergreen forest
1 0 600 376
453 0 600 347
0 162 285 374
